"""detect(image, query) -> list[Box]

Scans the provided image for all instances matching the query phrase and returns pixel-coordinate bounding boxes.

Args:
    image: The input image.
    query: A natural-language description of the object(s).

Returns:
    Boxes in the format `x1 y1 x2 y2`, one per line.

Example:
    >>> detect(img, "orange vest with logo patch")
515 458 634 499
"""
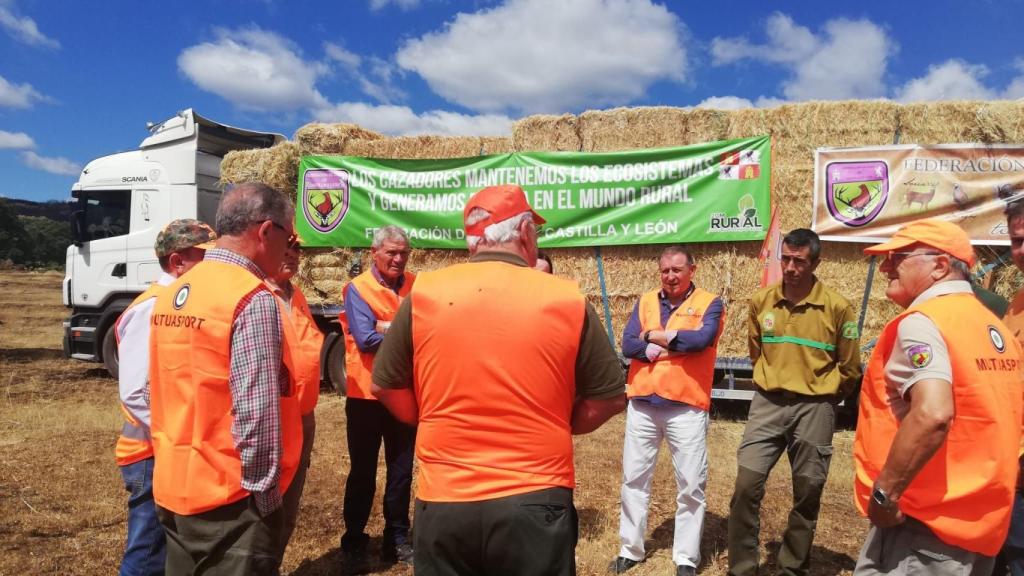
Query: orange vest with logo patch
340 269 416 400
275 285 323 415
410 261 584 502
114 284 163 466
854 292 1023 555
626 288 724 411
149 260 302 515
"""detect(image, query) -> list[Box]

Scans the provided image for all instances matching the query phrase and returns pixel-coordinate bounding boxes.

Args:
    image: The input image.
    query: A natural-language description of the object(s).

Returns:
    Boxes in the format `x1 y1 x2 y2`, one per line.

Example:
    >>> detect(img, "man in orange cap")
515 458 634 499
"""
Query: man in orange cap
370 184 626 575
854 218 1022 575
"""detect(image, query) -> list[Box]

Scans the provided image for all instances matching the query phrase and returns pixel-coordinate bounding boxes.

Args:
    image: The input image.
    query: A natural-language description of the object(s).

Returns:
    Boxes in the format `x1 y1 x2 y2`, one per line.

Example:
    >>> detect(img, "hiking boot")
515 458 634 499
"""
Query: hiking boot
609 556 641 574
340 546 372 575
382 542 414 566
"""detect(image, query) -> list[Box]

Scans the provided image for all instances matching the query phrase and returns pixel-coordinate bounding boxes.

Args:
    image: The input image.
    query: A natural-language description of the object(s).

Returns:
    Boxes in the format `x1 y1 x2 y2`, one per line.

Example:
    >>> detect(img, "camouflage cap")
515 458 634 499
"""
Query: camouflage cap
154 219 217 257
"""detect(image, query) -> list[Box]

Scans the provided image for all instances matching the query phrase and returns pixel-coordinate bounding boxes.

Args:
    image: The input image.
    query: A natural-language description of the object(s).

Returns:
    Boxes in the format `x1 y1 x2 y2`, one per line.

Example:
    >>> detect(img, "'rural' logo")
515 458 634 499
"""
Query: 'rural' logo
826 161 889 227
709 194 762 233
301 169 351 233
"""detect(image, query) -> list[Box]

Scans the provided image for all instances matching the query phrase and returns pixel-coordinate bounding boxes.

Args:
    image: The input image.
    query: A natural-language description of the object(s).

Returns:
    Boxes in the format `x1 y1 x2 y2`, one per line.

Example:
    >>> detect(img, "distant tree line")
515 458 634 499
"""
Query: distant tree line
0 198 70 269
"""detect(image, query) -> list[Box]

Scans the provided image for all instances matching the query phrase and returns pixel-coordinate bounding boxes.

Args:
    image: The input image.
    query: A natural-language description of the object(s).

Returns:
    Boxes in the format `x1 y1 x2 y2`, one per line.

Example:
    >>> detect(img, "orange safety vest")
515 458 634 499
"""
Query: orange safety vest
149 260 302 515
410 261 584 502
340 269 416 400
626 288 724 411
854 292 1023 555
114 284 163 467
273 284 324 415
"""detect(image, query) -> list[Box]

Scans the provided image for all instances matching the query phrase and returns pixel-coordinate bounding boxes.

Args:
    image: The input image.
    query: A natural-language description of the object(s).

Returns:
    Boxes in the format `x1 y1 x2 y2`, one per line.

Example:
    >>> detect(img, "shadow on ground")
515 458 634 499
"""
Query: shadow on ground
0 347 64 363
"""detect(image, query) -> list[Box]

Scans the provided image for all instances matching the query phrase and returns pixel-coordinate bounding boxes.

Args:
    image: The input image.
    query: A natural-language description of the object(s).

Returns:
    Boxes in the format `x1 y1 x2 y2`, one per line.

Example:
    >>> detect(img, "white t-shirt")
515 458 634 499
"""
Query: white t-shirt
116 272 174 427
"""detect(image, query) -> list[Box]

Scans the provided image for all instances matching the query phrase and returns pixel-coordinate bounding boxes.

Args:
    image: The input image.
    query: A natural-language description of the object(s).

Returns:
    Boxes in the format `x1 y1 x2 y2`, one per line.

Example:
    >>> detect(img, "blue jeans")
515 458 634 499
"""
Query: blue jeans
119 458 166 576
1007 489 1024 576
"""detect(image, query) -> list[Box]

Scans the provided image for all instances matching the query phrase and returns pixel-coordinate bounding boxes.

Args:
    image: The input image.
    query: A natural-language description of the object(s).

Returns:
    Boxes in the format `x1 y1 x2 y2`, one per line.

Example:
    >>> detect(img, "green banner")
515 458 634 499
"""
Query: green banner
295 135 771 249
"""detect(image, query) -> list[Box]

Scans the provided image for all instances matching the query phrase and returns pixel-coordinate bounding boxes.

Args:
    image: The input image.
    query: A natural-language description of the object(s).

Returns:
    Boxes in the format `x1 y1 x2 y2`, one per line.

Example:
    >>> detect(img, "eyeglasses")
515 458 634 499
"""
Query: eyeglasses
885 251 941 266
268 220 298 247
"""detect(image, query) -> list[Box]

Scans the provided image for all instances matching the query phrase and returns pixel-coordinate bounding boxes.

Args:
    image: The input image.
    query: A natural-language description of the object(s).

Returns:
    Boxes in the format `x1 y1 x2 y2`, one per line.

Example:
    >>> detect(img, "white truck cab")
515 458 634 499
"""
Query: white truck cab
62 110 285 376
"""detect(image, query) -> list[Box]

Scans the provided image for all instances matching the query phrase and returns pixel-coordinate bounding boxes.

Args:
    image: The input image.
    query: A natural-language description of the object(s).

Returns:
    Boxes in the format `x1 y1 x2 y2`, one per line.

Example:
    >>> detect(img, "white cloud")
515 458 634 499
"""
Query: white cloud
324 42 361 69
696 96 753 110
395 0 687 114
370 0 421 10
896 60 995 102
711 13 895 101
325 42 406 103
314 102 513 136
20 150 80 176
0 3 58 48
178 27 329 111
0 130 34 149
0 73 47 108
711 13 816 66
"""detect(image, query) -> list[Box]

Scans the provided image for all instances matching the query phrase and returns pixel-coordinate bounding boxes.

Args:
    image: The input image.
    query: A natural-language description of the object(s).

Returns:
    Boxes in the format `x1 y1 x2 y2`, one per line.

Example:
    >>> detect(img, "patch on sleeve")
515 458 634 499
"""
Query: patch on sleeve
841 321 859 339
906 343 933 369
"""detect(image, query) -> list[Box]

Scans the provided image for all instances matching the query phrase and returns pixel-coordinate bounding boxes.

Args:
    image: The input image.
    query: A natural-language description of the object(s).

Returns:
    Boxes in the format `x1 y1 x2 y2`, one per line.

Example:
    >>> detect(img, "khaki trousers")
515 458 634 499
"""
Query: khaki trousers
727 390 836 576
854 517 994 576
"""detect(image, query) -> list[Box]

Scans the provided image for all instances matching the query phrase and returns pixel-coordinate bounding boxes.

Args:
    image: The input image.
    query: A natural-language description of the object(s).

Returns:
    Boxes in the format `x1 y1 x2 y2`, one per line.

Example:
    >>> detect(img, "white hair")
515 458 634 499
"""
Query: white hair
949 256 971 279
372 224 409 249
465 209 534 250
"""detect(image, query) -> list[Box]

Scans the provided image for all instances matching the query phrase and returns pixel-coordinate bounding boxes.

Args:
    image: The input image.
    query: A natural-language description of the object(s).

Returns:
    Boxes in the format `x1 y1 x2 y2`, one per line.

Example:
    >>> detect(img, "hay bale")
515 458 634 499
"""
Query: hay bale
512 114 581 151
220 141 302 198
343 135 487 159
480 136 515 155
294 123 383 154
578 106 730 152
226 100 1024 357
973 101 1024 143
897 101 989 145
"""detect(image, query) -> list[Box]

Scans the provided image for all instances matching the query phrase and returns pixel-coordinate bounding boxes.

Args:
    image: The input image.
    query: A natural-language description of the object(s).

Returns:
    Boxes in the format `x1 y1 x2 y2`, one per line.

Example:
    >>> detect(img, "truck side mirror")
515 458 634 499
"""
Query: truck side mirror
71 209 85 247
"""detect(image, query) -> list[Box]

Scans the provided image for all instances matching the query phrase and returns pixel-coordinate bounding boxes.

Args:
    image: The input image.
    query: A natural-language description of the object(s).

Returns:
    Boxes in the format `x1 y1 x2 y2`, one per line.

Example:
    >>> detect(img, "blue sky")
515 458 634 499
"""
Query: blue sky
2 0 1024 202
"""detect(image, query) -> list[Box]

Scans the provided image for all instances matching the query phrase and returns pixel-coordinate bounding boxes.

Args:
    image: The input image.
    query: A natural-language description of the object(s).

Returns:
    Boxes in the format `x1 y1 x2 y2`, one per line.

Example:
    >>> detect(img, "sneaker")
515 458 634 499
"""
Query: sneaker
382 542 414 566
676 565 696 576
609 556 641 574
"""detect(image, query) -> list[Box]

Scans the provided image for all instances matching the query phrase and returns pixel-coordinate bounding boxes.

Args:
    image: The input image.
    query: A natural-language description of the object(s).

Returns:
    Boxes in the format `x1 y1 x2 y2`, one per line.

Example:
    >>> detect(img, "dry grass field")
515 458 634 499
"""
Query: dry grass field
0 270 867 575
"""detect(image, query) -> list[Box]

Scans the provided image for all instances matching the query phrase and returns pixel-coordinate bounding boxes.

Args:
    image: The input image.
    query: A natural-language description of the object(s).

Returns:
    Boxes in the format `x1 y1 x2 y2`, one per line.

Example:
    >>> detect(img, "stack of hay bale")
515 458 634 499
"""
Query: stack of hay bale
220 101 1024 358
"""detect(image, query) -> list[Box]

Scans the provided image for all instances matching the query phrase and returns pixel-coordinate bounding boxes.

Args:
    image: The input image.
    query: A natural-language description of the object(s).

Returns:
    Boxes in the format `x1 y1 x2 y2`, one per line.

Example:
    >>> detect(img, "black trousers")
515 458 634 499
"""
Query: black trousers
157 497 283 576
414 487 578 576
341 397 416 552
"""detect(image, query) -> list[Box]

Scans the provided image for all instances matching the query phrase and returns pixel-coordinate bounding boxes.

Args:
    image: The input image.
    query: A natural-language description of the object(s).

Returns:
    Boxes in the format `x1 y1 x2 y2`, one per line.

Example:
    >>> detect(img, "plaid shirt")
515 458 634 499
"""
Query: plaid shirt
207 248 290 516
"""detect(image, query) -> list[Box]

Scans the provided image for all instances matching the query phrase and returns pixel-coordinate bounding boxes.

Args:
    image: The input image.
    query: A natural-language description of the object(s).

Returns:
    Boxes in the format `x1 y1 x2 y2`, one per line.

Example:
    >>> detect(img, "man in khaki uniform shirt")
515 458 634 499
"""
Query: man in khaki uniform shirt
728 228 862 576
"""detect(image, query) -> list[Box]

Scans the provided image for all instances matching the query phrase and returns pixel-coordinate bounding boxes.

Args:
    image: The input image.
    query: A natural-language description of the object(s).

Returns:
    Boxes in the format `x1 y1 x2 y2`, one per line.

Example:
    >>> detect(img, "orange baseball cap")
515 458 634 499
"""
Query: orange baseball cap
463 185 546 237
863 218 975 266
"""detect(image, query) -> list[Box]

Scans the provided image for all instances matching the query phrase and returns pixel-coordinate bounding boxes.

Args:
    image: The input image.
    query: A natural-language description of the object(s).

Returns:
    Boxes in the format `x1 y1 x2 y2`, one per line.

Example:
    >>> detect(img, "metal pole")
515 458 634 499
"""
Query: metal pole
857 255 876 334
594 246 616 349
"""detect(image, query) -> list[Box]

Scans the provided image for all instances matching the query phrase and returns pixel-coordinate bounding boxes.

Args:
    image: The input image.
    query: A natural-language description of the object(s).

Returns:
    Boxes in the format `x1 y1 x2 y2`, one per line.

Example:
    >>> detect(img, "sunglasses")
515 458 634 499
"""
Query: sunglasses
268 221 299 248
884 251 941 265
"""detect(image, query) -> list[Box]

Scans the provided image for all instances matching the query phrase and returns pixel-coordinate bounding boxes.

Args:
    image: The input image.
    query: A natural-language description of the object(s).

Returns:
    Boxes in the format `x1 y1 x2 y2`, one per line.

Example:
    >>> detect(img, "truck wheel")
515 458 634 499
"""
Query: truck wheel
102 327 119 379
327 338 346 396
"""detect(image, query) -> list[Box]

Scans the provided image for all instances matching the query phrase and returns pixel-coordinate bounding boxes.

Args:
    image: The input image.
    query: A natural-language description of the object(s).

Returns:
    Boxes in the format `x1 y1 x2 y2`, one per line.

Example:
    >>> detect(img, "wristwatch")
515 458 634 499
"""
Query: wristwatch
871 485 896 508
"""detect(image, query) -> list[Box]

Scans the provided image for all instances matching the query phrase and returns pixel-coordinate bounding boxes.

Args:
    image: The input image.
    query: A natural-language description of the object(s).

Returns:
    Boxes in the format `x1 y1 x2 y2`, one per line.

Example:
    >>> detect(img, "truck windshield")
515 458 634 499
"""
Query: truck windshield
77 189 131 241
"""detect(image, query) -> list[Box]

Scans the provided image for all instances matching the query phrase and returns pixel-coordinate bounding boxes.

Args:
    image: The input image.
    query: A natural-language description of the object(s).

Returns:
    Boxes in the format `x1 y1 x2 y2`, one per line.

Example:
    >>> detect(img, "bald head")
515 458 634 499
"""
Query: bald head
216 183 293 237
